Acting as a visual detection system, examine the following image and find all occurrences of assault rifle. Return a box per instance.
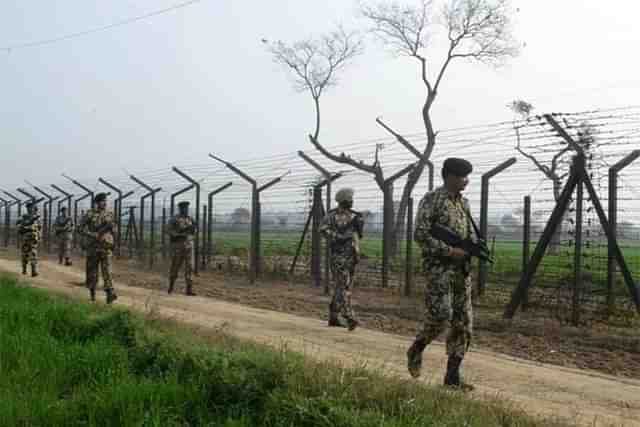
[329,208,365,263]
[55,217,72,236]
[430,223,493,263]
[17,197,45,231]
[17,215,41,233]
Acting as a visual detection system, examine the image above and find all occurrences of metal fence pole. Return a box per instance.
[478,157,517,296]
[207,182,233,268]
[607,150,640,315]
[311,186,323,287]
[522,195,531,310]
[573,176,584,326]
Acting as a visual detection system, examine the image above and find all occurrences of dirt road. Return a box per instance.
[1,258,638,427]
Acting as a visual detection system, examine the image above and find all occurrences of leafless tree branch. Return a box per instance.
[264,26,363,141]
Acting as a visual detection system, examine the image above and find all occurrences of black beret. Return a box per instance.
[442,158,473,177]
[177,201,190,208]
[94,192,108,202]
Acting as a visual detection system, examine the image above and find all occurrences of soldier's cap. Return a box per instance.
[94,192,108,203]
[442,157,473,177]
[26,201,37,209]
[335,188,354,203]
[177,201,190,208]
[60,206,67,211]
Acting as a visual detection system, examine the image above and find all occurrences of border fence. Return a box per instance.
[2,106,639,324]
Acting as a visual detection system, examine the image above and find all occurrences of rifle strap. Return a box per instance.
[464,208,483,240]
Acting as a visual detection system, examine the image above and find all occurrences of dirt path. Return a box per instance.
[2,258,639,427]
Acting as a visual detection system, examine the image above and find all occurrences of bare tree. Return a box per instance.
[263,27,364,141]
[356,0,519,252]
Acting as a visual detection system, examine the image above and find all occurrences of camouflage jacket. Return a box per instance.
[414,186,472,270]
[320,207,364,257]
[79,208,117,252]
[18,213,42,242]
[54,215,74,237]
[167,214,196,247]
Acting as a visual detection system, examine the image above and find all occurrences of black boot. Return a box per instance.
[65,258,72,266]
[185,283,196,296]
[347,318,359,332]
[59,257,63,265]
[406,339,427,378]
[444,355,474,392]
[328,313,347,328]
[168,279,175,294]
[89,288,96,302]
[31,264,39,278]
[106,289,118,304]
[22,264,27,275]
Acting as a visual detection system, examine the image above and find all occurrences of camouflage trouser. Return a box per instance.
[415,265,473,359]
[329,254,356,321]
[169,243,192,285]
[57,236,72,262]
[21,240,38,267]
[86,250,113,291]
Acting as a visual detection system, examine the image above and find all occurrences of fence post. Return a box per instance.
[130,175,161,268]
[311,186,323,288]
[572,166,584,326]
[522,195,531,310]
[0,198,7,247]
[382,164,416,288]
[607,149,640,315]
[404,197,414,296]
[161,205,167,260]
[210,153,288,284]
[202,204,207,270]
[298,151,342,293]
[207,182,233,268]
[478,157,517,296]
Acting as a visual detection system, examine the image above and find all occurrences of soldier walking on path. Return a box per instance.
[407,157,476,391]
[320,188,364,332]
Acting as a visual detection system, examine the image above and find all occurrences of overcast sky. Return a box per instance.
[2,0,640,193]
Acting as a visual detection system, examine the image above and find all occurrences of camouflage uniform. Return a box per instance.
[320,188,364,331]
[167,210,196,295]
[414,186,473,355]
[18,208,42,276]
[407,157,475,390]
[53,210,74,265]
[78,200,117,302]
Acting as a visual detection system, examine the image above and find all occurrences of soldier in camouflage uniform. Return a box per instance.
[320,188,364,331]
[53,206,74,266]
[167,201,197,295]
[407,158,475,391]
[18,201,42,277]
[78,193,118,303]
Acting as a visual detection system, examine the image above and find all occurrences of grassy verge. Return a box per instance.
[0,273,568,427]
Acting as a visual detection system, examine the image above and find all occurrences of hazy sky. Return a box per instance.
[2,0,640,193]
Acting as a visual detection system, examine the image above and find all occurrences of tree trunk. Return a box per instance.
[388,96,437,257]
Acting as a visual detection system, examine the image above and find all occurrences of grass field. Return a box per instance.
[210,230,640,287]
[0,273,568,427]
